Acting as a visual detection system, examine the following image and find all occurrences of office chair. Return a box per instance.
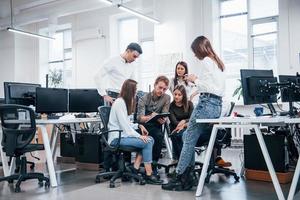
[0,104,50,192]
[95,106,145,188]
[194,102,239,183]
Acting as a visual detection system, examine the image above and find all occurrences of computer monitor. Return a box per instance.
[278,75,300,102]
[35,87,68,114]
[69,89,104,113]
[241,69,278,105]
[3,82,41,106]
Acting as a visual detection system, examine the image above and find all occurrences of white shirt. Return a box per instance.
[169,77,197,99]
[94,55,137,96]
[108,98,140,144]
[194,57,225,97]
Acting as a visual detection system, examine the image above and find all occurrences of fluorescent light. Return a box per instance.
[99,0,113,6]
[7,27,55,41]
[118,4,160,24]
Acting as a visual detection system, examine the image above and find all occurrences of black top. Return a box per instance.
[169,101,194,131]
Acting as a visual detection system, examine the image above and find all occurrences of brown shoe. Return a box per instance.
[215,157,232,167]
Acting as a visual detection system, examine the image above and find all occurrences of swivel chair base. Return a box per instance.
[95,153,145,188]
[0,156,50,192]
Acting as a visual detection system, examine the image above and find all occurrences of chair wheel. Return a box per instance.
[109,182,115,188]
[234,176,240,182]
[95,178,100,183]
[205,177,210,183]
[44,181,50,188]
[15,186,21,193]
[38,181,44,187]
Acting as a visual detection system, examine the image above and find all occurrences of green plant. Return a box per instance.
[232,79,243,100]
[49,69,63,88]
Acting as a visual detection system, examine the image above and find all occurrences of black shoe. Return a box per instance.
[145,174,163,185]
[181,166,196,190]
[161,175,183,191]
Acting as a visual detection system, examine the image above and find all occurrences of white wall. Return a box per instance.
[0,31,15,97]
[153,0,220,75]
[14,24,39,84]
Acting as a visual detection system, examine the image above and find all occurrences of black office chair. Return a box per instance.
[95,106,145,188]
[0,104,50,192]
[194,102,239,183]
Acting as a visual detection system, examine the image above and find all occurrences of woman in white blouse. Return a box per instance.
[169,61,199,103]
[162,36,225,191]
[108,79,162,185]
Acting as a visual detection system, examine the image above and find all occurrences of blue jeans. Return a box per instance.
[111,136,154,164]
[176,94,222,174]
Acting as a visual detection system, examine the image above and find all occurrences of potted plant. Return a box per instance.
[49,69,63,88]
[232,79,243,100]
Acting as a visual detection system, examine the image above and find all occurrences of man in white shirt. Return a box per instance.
[94,43,143,104]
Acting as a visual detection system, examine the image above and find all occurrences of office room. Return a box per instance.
[0,0,300,199]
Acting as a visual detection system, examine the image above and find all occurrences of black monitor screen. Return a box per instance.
[69,89,104,112]
[279,75,300,102]
[4,82,41,106]
[35,88,68,113]
[241,69,278,105]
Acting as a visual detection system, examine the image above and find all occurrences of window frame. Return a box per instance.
[219,0,279,103]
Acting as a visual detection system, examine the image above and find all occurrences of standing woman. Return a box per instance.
[162,36,225,191]
[169,61,198,102]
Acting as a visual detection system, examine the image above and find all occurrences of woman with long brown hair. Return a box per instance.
[169,61,199,102]
[162,36,225,191]
[108,79,162,185]
[169,85,194,160]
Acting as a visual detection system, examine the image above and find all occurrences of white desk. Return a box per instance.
[284,118,300,200]
[195,116,287,200]
[0,117,101,187]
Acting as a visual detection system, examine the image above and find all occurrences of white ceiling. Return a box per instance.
[0,0,139,30]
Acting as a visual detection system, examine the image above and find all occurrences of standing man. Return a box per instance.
[94,43,143,104]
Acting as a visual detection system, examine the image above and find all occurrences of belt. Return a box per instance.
[200,92,222,99]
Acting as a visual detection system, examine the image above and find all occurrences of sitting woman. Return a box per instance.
[169,85,194,160]
[108,79,162,185]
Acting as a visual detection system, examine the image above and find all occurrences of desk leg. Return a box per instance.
[287,156,300,200]
[254,126,285,200]
[52,126,59,160]
[0,145,10,176]
[163,126,173,159]
[196,125,218,197]
[40,125,58,187]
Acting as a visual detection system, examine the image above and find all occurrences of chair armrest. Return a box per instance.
[100,129,123,150]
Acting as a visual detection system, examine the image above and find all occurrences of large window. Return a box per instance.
[48,29,72,88]
[220,0,278,102]
[220,0,248,100]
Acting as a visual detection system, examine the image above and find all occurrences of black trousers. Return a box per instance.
[144,123,163,162]
[170,129,185,160]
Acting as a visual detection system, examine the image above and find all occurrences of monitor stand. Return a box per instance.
[288,101,298,118]
[267,103,277,116]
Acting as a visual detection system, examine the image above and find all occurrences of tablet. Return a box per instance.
[146,112,170,123]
